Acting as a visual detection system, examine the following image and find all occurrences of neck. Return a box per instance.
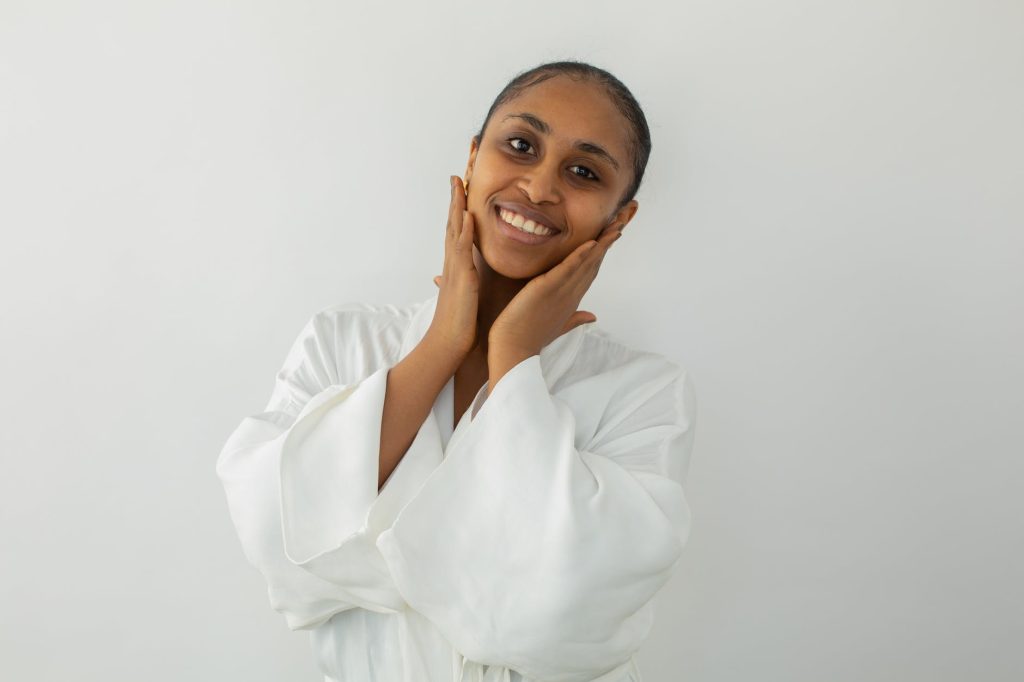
[471,247,528,355]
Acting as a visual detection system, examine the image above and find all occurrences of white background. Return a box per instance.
[1,1,1021,680]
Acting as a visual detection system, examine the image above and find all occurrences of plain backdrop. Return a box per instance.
[1,1,1021,680]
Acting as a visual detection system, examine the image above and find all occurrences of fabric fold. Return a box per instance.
[216,370,410,629]
[279,364,390,565]
[376,353,696,682]
[216,305,425,630]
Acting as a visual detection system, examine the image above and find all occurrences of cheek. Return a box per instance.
[566,210,610,242]
[472,163,512,190]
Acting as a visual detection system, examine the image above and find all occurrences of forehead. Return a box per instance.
[493,76,630,159]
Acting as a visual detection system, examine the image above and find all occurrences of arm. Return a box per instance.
[378,333,461,491]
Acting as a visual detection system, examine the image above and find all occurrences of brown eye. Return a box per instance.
[507,137,533,154]
[507,137,600,183]
[570,165,599,182]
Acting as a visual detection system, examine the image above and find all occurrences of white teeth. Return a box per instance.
[499,208,556,236]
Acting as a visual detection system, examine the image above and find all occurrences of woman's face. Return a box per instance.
[464,74,639,280]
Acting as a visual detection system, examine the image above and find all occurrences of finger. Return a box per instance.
[559,310,597,336]
[566,231,619,293]
[593,228,622,254]
[455,208,473,260]
[452,177,466,240]
[444,177,468,278]
[585,235,616,276]
[446,178,467,248]
[447,176,461,242]
[571,309,597,325]
[572,239,599,264]
[579,229,621,269]
[546,232,616,290]
[537,240,595,291]
[571,239,602,271]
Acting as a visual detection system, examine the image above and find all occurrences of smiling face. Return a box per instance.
[463,74,639,280]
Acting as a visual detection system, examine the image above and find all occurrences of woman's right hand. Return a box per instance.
[425,175,479,365]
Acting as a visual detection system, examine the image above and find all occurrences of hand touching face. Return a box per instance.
[488,225,623,369]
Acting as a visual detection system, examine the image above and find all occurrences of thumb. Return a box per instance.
[560,310,597,335]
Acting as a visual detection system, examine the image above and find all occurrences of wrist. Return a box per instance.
[488,346,535,385]
[418,330,467,375]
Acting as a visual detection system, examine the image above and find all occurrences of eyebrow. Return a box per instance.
[501,112,621,172]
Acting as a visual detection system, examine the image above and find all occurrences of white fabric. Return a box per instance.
[216,292,697,682]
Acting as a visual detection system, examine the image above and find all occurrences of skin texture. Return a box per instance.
[378,75,639,490]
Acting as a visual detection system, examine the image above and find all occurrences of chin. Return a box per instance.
[474,214,558,280]
[478,243,547,281]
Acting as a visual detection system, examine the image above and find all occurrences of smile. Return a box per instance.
[494,206,560,245]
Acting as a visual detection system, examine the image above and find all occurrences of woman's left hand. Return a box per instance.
[488,227,622,385]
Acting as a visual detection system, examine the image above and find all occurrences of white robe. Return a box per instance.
[216,292,697,682]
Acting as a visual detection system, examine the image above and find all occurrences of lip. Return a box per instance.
[493,205,560,245]
[494,201,561,234]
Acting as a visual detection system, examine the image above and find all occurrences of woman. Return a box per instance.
[216,60,698,682]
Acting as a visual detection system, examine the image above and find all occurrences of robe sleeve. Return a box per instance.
[215,307,409,631]
[375,352,697,682]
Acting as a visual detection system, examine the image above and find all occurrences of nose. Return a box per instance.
[517,159,561,204]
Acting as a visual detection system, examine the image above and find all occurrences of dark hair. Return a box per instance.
[473,60,652,214]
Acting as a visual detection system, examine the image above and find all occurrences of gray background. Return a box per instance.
[1,0,1021,680]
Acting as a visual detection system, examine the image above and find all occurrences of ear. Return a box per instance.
[607,199,639,233]
[465,136,479,186]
